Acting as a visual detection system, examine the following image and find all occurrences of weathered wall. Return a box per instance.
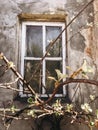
[0,0,97,130]
[93,0,98,69]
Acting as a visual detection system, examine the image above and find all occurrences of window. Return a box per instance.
[20,16,66,97]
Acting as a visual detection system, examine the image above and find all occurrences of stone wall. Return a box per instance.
[0,0,97,130]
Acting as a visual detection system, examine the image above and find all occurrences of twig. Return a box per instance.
[45,78,98,104]
[0,53,43,104]
[0,108,19,112]
[0,85,24,92]
[0,78,19,86]
[27,0,94,83]
[0,78,22,92]
[37,112,53,118]
[0,0,95,126]
[0,113,21,120]
[71,83,80,102]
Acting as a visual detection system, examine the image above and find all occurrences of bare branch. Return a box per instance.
[0,85,22,92]
[0,53,43,104]
[0,78,19,86]
[45,78,98,104]
[27,0,94,83]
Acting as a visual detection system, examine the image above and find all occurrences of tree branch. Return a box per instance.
[45,78,98,104]
[0,53,43,104]
[27,0,95,83]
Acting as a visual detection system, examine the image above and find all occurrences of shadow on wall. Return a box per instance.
[34,114,96,130]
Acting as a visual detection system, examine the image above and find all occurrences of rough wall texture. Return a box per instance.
[0,0,97,130]
[93,0,98,66]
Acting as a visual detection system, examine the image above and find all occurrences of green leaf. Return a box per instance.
[55,69,67,81]
[27,97,34,104]
[89,95,95,101]
[66,66,73,71]
[27,110,36,117]
[81,103,92,113]
[55,69,62,80]
[66,104,73,112]
[90,121,95,126]
[82,59,93,73]
[82,73,89,79]
[87,67,94,73]
[52,99,62,112]
[10,105,16,113]
[48,76,57,81]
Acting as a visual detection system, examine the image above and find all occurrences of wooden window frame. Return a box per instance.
[19,14,67,97]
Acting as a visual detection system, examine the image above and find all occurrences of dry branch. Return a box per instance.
[0,0,96,128]
[27,0,94,83]
[0,53,43,104]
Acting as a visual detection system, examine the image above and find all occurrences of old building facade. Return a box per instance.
[0,0,98,130]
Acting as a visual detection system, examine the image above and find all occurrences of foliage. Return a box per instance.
[0,53,98,130]
[0,1,96,129]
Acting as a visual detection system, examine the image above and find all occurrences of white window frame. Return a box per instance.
[20,21,66,97]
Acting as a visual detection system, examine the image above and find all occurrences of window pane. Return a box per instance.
[26,26,43,57]
[46,26,62,57]
[24,60,42,93]
[46,61,63,94]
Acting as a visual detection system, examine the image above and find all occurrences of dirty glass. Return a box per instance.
[46,60,63,94]
[24,60,42,93]
[26,26,43,57]
[46,26,62,57]
[23,23,65,95]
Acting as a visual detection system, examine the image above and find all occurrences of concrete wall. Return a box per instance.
[0,0,98,130]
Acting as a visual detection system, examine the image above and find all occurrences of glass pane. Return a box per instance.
[24,60,42,93]
[26,26,43,57]
[46,61,63,94]
[46,26,62,57]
